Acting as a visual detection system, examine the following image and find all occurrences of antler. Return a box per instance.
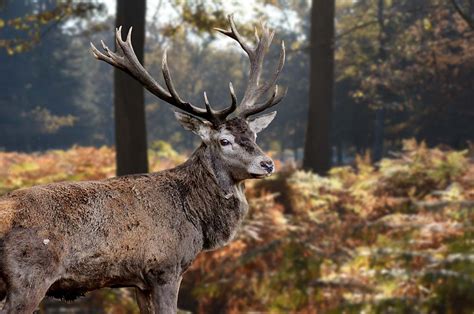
[215,14,286,118]
[90,26,236,126]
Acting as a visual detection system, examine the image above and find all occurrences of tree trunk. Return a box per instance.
[303,0,335,175]
[372,0,386,162]
[114,0,148,176]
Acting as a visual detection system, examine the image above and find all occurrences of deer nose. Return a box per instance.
[260,160,274,173]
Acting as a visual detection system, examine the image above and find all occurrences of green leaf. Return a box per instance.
[423,18,432,31]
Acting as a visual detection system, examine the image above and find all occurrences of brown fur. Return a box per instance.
[0,200,16,236]
[0,126,266,313]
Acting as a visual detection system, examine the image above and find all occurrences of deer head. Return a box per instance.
[91,14,286,181]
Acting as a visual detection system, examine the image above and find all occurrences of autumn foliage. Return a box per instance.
[0,140,473,313]
[184,140,474,313]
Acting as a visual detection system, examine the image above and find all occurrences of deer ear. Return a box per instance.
[174,111,212,141]
[248,111,277,134]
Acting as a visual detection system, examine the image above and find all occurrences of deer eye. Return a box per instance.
[220,139,231,146]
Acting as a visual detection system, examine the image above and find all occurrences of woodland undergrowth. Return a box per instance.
[0,139,472,313]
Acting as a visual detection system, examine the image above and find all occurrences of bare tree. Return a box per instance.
[303,0,335,174]
[114,0,148,175]
[372,0,387,162]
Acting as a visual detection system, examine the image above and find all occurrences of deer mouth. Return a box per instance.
[250,173,271,179]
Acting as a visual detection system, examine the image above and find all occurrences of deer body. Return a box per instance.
[0,143,249,311]
[0,15,286,313]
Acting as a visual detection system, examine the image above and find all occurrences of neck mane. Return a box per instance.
[173,143,248,250]
[189,143,239,193]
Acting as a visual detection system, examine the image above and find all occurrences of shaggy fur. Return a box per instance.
[0,116,275,314]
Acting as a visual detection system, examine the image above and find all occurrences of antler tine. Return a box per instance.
[240,85,287,118]
[254,26,260,42]
[200,88,237,125]
[215,14,253,57]
[254,40,286,100]
[215,14,286,118]
[91,26,236,125]
[227,82,238,113]
[203,92,212,113]
[161,50,187,105]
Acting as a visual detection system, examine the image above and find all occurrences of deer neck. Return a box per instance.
[196,143,238,195]
[177,143,248,250]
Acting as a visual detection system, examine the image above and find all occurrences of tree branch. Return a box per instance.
[450,0,474,29]
[336,20,378,39]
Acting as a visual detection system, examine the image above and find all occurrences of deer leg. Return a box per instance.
[1,228,61,313]
[136,288,154,314]
[0,278,6,302]
[151,276,182,314]
[1,254,57,314]
[2,279,53,314]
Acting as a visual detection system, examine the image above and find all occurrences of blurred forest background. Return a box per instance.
[0,0,473,313]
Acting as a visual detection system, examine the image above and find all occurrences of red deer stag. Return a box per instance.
[0,15,285,313]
